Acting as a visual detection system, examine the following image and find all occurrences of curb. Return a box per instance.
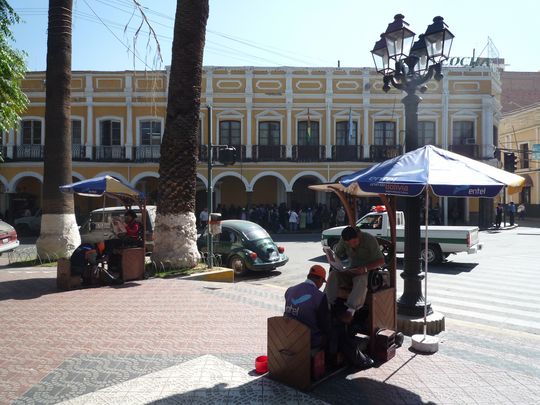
[180,267,234,283]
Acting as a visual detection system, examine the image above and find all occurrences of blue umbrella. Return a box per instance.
[340,145,525,341]
[60,175,144,203]
[340,145,525,198]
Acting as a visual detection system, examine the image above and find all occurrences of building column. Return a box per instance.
[125,76,133,160]
[7,129,14,159]
[245,69,253,159]
[482,96,494,159]
[285,69,293,158]
[363,69,371,159]
[442,74,450,225]
[325,70,333,159]
[85,75,94,159]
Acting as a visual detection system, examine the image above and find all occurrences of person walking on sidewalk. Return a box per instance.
[288,209,299,232]
[518,203,526,220]
[495,203,503,229]
[284,265,331,348]
[508,202,516,226]
[325,226,385,324]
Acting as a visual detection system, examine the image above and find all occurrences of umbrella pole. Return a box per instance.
[411,187,439,353]
[423,188,429,338]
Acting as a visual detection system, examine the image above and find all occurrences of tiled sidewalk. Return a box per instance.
[1,268,539,404]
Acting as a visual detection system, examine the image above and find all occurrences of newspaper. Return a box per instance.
[323,246,351,271]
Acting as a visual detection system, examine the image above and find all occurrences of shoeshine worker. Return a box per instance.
[284,265,331,348]
[325,226,385,324]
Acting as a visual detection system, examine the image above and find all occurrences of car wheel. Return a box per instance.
[421,244,443,265]
[229,255,248,276]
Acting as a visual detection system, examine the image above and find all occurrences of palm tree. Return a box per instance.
[36,0,80,258]
[151,0,209,267]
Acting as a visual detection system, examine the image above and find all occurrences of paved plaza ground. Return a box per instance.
[1,262,539,405]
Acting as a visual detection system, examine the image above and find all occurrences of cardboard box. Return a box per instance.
[57,258,81,290]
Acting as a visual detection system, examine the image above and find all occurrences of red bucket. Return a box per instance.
[255,355,268,374]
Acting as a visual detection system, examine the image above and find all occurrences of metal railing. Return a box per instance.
[252,145,287,161]
[370,145,403,162]
[134,145,161,162]
[332,145,364,161]
[449,144,479,159]
[72,145,86,160]
[292,145,326,162]
[94,146,126,161]
[13,145,44,161]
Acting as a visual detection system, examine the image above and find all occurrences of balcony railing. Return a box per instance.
[135,145,160,162]
[214,144,247,163]
[14,145,44,161]
[292,145,326,162]
[332,145,364,161]
[252,145,287,161]
[449,144,479,159]
[72,145,86,161]
[94,146,126,161]
[370,145,403,162]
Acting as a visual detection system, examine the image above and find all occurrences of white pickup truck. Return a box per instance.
[321,211,482,264]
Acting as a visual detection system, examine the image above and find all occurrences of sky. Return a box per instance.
[9,0,540,72]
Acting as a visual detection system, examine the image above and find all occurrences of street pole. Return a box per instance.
[207,105,213,268]
[371,15,454,318]
[399,91,432,316]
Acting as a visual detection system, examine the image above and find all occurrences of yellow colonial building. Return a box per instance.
[498,104,540,216]
[0,64,503,225]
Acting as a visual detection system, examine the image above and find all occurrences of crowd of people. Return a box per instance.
[197,202,375,233]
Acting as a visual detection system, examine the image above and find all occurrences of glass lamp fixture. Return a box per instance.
[384,14,415,63]
[424,16,454,64]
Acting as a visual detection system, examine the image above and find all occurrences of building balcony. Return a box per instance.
[215,145,251,162]
[449,144,479,159]
[292,145,326,162]
[134,145,160,162]
[94,146,126,161]
[13,145,44,161]
[332,145,364,161]
[72,145,86,161]
[252,145,287,161]
[370,145,403,162]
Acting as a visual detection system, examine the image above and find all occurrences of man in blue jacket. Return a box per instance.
[284,265,331,348]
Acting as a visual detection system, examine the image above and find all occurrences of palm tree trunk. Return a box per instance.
[36,0,80,258]
[151,0,209,267]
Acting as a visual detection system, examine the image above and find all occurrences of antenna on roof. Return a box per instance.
[337,60,341,68]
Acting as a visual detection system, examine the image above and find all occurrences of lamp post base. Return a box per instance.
[397,311,445,336]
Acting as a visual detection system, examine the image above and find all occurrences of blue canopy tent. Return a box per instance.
[60,175,147,253]
[60,175,145,204]
[339,145,525,341]
[340,145,525,198]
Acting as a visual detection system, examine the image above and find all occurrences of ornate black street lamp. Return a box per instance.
[371,15,454,316]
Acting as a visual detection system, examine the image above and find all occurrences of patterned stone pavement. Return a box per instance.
[1,267,539,404]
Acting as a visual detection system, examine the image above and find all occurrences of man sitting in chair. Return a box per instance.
[284,265,331,348]
[325,226,385,324]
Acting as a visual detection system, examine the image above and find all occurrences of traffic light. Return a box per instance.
[503,152,517,173]
[218,146,236,165]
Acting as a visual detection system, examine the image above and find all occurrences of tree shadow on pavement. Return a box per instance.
[0,277,58,301]
[146,374,438,404]
[0,278,142,301]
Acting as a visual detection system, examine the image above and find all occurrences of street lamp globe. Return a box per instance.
[383,14,415,63]
[371,34,393,76]
[409,35,429,75]
[424,16,454,64]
